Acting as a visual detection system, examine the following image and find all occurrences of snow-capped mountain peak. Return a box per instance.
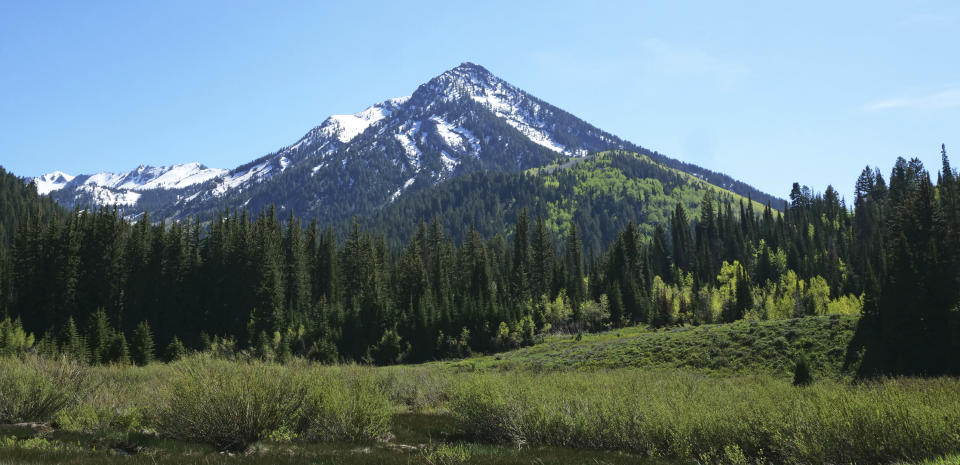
[30,62,777,223]
[33,171,75,195]
[35,163,227,193]
[415,62,581,155]
[32,62,634,217]
[31,163,229,210]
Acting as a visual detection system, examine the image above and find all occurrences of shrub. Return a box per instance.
[0,355,89,423]
[377,366,451,412]
[298,366,392,442]
[55,380,143,438]
[152,356,306,452]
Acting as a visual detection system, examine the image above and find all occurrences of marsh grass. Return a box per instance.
[450,370,960,464]
[0,319,958,464]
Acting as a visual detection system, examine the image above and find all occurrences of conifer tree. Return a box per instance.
[564,222,585,311]
[511,209,531,303]
[59,316,87,362]
[130,320,155,366]
[164,336,187,362]
[530,216,554,300]
[106,332,130,365]
[86,307,113,364]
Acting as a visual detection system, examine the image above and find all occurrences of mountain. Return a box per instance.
[36,163,227,213]
[32,63,783,223]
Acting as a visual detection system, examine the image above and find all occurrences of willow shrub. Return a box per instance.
[298,365,392,442]
[450,370,960,464]
[0,355,89,423]
[152,356,306,452]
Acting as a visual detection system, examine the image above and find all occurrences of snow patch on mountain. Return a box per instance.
[33,171,75,195]
[390,177,416,202]
[320,96,410,144]
[394,121,423,171]
[440,150,459,172]
[430,116,466,150]
[212,160,273,196]
[34,163,226,196]
[75,185,141,206]
[113,163,227,190]
[433,63,570,154]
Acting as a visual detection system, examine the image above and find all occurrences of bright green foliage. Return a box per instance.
[445,315,860,379]
[0,317,34,356]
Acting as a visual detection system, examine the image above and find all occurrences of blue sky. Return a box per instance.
[1,1,958,201]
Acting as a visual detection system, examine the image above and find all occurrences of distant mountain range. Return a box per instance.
[30,62,783,223]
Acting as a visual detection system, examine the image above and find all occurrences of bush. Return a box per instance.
[55,392,143,438]
[0,355,89,423]
[377,366,451,412]
[298,365,392,442]
[152,356,306,452]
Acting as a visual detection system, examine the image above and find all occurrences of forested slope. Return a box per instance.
[360,151,773,251]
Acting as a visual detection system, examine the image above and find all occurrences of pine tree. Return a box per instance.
[106,332,130,365]
[671,203,694,272]
[511,209,531,303]
[59,316,87,362]
[130,320,155,366]
[530,216,554,300]
[164,336,187,362]
[564,222,585,311]
[86,307,113,364]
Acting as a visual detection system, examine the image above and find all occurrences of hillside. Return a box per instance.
[361,150,774,250]
[442,315,860,379]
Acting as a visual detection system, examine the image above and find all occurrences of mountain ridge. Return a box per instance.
[32,62,785,222]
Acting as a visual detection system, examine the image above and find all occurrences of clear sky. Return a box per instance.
[1,1,958,201]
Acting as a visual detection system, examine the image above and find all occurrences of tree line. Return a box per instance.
[0,149,957,374]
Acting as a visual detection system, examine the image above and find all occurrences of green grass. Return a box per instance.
[0,316,957,464]
[449,370,960,464]
[440,315,860,379]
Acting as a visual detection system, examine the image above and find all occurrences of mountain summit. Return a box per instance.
[33,63,780,222]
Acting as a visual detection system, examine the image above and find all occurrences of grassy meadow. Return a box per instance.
[1,316,958,465]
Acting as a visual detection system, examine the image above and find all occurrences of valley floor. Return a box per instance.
[1,315,958,465]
